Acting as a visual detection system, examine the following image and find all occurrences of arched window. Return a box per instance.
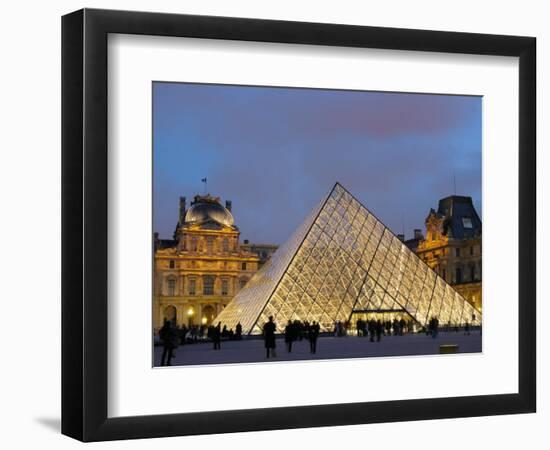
[203,276,215,295]
[163,305,177,326]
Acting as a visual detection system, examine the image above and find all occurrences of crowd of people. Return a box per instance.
[157,315,478,365]
[262,317,322,358]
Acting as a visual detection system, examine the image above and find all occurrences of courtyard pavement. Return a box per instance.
[154,331,482,367]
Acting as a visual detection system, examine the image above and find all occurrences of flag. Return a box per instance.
[201,177,207,183]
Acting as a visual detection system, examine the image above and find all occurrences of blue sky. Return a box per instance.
[153,82,481,244]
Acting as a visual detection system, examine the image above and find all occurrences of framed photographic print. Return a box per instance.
[61,8,536,442]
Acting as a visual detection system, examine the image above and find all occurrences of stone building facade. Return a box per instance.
[153,194,271,330]
[413,195,482,313]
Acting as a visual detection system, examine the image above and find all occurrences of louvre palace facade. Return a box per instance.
[153,194,276,330]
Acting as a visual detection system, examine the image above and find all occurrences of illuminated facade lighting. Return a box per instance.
[214,183,481,334]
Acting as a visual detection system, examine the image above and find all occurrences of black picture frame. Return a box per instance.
[62,8,536,442]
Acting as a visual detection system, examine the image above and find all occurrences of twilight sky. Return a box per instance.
[153,82,481,245]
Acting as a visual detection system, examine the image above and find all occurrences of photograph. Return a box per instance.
[152,82,483,367]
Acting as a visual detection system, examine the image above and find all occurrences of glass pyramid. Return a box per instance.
[215,183,482,334]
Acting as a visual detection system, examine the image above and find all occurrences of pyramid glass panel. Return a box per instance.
[214,183,482,334]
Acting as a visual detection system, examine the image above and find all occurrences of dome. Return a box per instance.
[185,195,234,227]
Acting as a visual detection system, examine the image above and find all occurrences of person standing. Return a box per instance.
[284,320,294,353]
[159,320,178,366]
[263,316,277,358]
[432,317,439,339]
[308,321,320,354]
[236,322,242,340]
[376,319,383,343]
[368,319,376,342]
[212,322,221,350]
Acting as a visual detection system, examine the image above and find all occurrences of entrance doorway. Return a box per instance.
[202,305,215,326]
[350,309,417,334]
[163,305,177,326]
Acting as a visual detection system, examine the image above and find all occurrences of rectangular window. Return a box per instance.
[169,260,175,269]
[221,279,229,296]
[241,262,247,270]
[189,279,196,296]
[203,276,215,295]
[222,238,229,253]
[167,279,176,296]
[206,236,214,253]
[462,217,473,229]
[455,248,460,257]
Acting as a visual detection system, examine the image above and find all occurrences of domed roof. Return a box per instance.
[185,195,234,227]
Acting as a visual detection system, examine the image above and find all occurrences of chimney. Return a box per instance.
[179,196,186,223]
[414,229,423,240]
[225,200,232,211]
[397,234,405,242]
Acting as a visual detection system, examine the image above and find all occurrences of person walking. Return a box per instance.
[263,316,277,358]
[159,320,178,366]
[308,321,320,354]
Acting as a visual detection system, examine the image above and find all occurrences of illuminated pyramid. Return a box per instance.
[215,183,481,334]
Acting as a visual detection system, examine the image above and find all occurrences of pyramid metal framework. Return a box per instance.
[215,183,481,334]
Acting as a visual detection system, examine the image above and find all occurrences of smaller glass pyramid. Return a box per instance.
[215,183,481,334]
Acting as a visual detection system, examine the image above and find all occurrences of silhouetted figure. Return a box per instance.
[356,318,365,337]
[285,320,295,353]
[368,319,376,342]
[309,321,320,354]
[179,324,188,345]
[212,322,221,350]
[236,322,242,340]
[464,321,471,335]
[263,316,277,358]
[376,320,383,342]
[159,320,178,366]
[431,317,439,339]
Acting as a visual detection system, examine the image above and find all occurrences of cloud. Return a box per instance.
[153,83,481,244]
